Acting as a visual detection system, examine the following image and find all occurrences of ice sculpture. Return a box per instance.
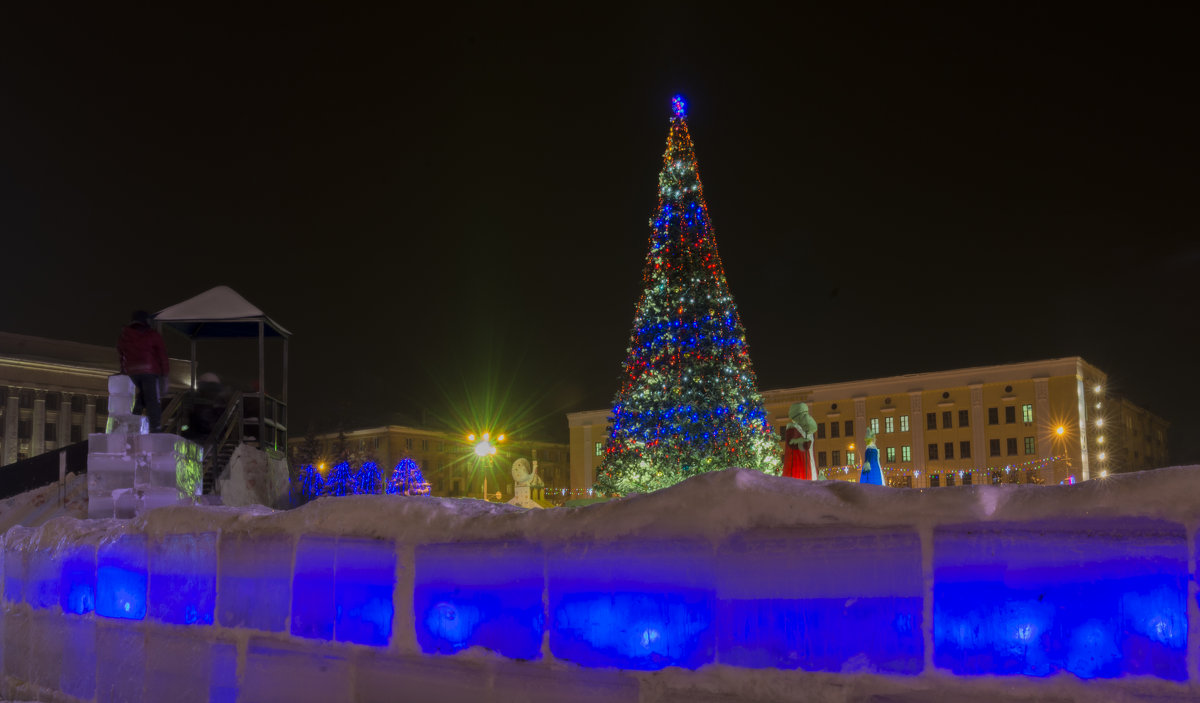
[87,375,203,519]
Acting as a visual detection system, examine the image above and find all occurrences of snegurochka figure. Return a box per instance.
[860,428,884,485]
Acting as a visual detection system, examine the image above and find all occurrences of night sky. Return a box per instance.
[2,5,1196,461]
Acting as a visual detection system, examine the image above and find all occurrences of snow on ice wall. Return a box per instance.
[3,467,1200,703]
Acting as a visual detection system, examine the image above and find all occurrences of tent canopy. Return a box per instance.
[155,286,290,339]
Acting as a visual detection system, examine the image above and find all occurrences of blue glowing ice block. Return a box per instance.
[96,534,148,620]
[292,536,396,646]
[414,541,544,659]
[59,543,97,615]
[933,517,1187,680]
[217,533,293,632]
[334,538,396,646]
[150,532,217,625]
[716,527,924,673]
[291,535,338,641]
[548,539,716,670]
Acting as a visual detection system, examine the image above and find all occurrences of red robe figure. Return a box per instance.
[783,402,817,480]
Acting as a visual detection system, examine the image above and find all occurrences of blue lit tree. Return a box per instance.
[297,464,324,502]
[323,461,353,497]
[597,96,780,495]
[353,460,384,495]
[387,457,430,496]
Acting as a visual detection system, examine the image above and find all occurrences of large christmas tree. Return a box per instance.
[596,96,780,495]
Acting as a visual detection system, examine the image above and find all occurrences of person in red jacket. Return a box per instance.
[117,310,169,432]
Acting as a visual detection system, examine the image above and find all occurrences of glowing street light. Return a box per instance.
[469,432,504,458]
[1056,426,1065,436]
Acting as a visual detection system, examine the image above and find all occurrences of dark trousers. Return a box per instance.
[130,373,163,432]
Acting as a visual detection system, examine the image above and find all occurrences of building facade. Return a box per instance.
[287,425,570,500]
[568,357,1169,492]
[0,332,192,467]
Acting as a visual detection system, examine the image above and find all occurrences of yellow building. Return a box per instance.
[568,357,1168,491]
[287,425,570,500]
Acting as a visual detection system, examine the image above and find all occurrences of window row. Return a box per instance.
[929,437,1036,460]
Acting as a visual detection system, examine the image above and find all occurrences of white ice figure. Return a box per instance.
[507,458,542,509]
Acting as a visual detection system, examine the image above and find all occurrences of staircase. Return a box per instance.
[202,441,238,494]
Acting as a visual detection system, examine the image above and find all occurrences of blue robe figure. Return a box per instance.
[860,430,884,485]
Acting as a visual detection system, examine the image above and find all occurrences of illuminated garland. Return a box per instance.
[293,459,430,499]
[386,457,431,496]
[596,95,780,496]
[822,455,1067,478]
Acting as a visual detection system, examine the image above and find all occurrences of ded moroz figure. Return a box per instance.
[783,402,817,480]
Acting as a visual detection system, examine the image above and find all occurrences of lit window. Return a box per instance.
[885,417,894,433]
[1022,404,1033,423]
[900,415,910,432]
[846,451,855,465]
[886,447,896,462]
[869,418,879,435]
[594,442,602,456]
[1024,436,1035,454]
[901,445,911,462]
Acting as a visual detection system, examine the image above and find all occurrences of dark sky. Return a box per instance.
[2,5,1196,461]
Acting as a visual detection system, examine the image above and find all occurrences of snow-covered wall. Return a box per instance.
[4,467,1200,703]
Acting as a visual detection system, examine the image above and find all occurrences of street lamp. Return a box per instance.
[467,432,506,499]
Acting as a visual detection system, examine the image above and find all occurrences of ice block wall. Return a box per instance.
[4,467,1200,703]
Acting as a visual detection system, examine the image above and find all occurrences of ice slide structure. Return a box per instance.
[3,466,1200,702]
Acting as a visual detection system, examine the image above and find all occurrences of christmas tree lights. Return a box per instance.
[387,457,431,496]
[596,96,780,495]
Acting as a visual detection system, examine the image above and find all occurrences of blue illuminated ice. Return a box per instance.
[415,541,544,659]
[150,532,217,625]
[97,533,148,620]
[933,517,1187,680]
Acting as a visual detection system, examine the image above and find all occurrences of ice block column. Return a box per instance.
[933,517,1188,680]
[717,527,924,673]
